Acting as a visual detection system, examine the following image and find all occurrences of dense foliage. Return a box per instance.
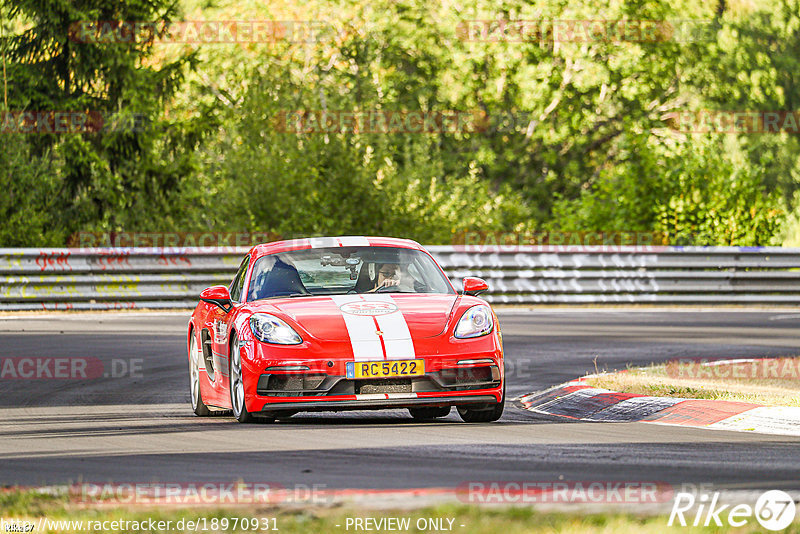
[1,0,798,245]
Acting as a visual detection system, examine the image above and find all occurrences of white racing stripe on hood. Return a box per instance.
[331,295,384,361]
[369,294,415,360]
[331,294,416,361]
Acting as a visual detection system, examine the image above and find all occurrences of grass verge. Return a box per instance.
[585,357,800,407]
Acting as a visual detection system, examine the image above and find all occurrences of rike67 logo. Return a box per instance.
[669,488,797,530]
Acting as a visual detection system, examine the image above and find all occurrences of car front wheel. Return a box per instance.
[229,332,262,423]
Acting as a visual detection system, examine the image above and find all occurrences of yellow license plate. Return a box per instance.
[348,360,425,379]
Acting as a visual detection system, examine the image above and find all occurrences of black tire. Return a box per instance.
[408,406,451,420]
[229,332,257,423]
[189,331,211,417]
[457,386,505,423]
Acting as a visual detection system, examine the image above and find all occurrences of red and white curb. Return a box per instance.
[517,378,800,437]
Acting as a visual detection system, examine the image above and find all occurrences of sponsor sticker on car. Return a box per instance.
[339,301,398,316]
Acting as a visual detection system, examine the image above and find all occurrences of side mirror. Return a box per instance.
[462,277,489,296]
[200,285,233,313]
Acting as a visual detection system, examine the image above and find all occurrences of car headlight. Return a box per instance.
[250,313,302,345]
[454,305,494,339]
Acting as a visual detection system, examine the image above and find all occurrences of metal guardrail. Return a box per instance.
[0,246,798,310]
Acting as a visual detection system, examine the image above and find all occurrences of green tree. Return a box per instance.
[2,0,203,240]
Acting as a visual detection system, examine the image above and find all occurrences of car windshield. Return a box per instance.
[246,246,454,301]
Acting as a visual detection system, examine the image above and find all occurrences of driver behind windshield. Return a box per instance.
[365,263,402,293]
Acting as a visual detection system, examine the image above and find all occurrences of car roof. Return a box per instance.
[249,236,425,259]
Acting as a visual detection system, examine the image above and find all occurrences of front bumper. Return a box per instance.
[239,330,504,414]
[256,363,501,395]
[254,365,502,413]
[256,394,499,414]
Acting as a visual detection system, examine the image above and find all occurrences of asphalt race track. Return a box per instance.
[1,309,800,492]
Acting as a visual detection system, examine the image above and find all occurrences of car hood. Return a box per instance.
[266,294,459,341]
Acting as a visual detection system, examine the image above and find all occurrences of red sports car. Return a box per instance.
[187,236,504,423]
